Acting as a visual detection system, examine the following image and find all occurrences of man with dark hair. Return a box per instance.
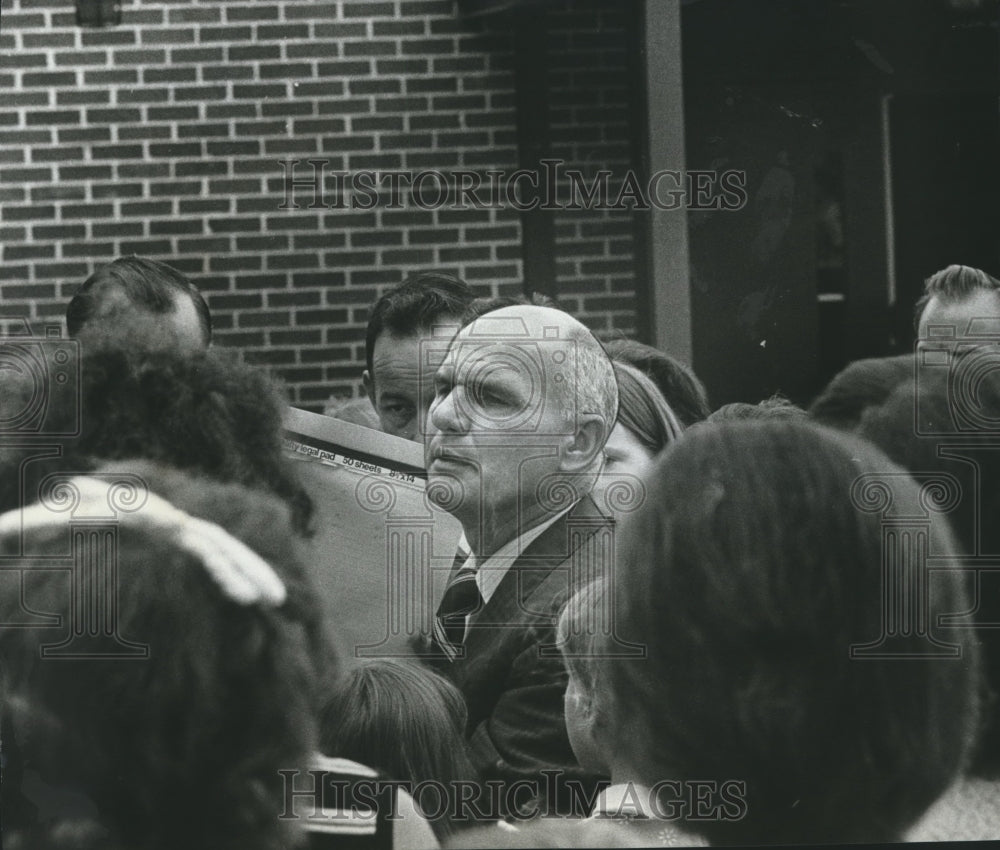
[362,271,474,441]
[65,255,212,352]
[915,264,1000,344]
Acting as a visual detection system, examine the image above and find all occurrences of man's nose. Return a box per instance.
[430,389,465,433]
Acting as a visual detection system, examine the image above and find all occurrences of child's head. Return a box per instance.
[0,466,332,850]
[556,579,611,776]
[318,659,476,836]
[593,419,981,845]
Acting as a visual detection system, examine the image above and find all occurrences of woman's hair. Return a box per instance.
[0,466,335,850]
[0,343,314,535]
[318,659,477,840]
[603,338,710,427]
[612,360,682,454]
[597,420,980,845]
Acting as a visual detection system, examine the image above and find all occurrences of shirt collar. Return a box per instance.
[463,503,575,604]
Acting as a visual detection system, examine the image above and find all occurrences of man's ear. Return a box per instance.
[562,414,607,473]
[362,369,376,409]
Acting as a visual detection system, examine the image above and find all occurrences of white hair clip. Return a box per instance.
[0,476,286,607]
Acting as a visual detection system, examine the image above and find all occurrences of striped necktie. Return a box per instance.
[432,566,482,661]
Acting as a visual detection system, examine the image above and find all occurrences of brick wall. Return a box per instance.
[0,0,638,409]
[547,0,637,338]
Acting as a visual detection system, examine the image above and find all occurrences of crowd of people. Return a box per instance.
[0,257,998,848]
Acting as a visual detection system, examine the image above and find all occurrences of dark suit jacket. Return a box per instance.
[427,495,613,818]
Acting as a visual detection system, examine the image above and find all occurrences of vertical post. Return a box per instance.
[513,5,556,297]
[637,0,691,361]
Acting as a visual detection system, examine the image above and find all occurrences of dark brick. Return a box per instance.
[202,65,254,81]
[268,291,321,308]
[116,125,171,141]
[176,160,230,177]
[61,203,114,220]
[209,256,263,273]
[118,240,173,255]
[199,26,253,42]
[344,41,398,58]
[271,329,323,345]
[239,311,291,328]
[260,63,313,80]
[22,71,77,87]
[85,69,139,85]
[257,24,310,40]
[59,165,113,180]
[56,89,111,106]
[317,61,372,77]
[113,49,166,65]
[4,245,55,261]
[232,83,287,99]
[91,222,143,237]
[178,237,232,253]
[149,219,202,236]
[178,198,230,215]
[26,110,81,126]
[87,108,142,123]
[140,28,197,45]
[81,29,136,46]
[30,185,84,201]
[144,66,197,83]
[54,51,108,66]
[298,309,350,325]
[208,218,261,234]
[91,183,143,199]
[147,106,200,121]
[226,5,280,21]
[168,6,223,24]
[174,86,228,102]
[401,39,455,56]
[149,142,203,158]
[118,200,172,216]
[342,2,395,17]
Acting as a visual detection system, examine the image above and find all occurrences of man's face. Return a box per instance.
[366,328,457,442]
[424,320,576,531]
[918,290,1000,349]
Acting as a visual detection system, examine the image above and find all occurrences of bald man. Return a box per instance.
[421,303,619,819]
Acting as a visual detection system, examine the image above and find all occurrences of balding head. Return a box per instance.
[426,303,617,554]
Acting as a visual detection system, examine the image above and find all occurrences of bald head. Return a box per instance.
[458,305,618,439]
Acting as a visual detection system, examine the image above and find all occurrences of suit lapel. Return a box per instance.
[467,495,612,632]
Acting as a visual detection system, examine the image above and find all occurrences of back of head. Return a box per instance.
[856,366,1000,778]
[66,256,212,351]
[319,659,472,786]
[809,354,914,432]
[707,394,807,423]
[0,345,314,535]
[318,659,475,839]
[364,271,473,375]
[0,467,329,850]
[612,360,682,454]
[604,338,710,428]
[915,264,1000,329]
[599,420,979,844]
